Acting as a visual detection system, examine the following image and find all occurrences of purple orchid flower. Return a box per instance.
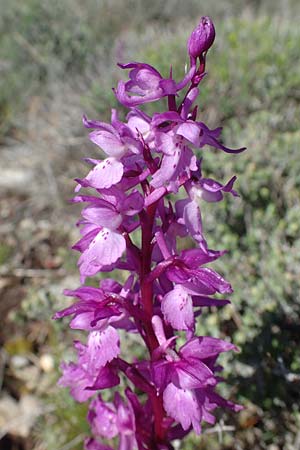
[86,387,157,449]
[114,62,196,107]
[151,316,241,434]
[149,111,244,189]
[72,189,144,281]
[87,391,140,450]
[53,279,136,331]
[55,15,244,449]
[77,111,143,191]
[58,329,120,402]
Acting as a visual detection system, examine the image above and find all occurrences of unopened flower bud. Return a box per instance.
[188,16,215,59]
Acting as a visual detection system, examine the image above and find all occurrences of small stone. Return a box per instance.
[39,354,54,372]
[0,394,41,438]
[10,355,29,369]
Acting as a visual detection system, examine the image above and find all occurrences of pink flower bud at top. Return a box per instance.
[188,16,215,59]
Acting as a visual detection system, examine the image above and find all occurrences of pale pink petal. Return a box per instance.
[161,285,194,331]
[87,326,120,372]
[58,362,94,403]
[155,131,177,155]
[85,158,124,189]
[78,228,126,278]
[70,312,97,330]
[73,228,99,252]
[182,200,207,249]
[89,398,118,438]
[175,360,215,389]
[163,383,201,434]
[82,205,122,229]
[89,130,126,157]
[127,114,150,136]
[122,192,144,216]
[152,145,196,188]
[177,121,201,145]
[195,268,233,294]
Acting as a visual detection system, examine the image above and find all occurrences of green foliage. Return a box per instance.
[0,243,12,265]
[35,389,89,450]
[0,0,93,134]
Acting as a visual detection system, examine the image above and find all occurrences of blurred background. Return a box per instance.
[0,0,300,449]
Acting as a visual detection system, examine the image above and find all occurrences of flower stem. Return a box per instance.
[140,201,168,442]
[140,203,158,353]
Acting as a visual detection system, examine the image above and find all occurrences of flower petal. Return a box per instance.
[78,228,126,278]
[161,285,194,331]
[85,158,124,189]
[180,336,236,361]
[82,204,122,229]
[88,397,118,438]
[87,326,120,372]
[89,130,126,158]
[58,362,94,402]
[163,383,201,434]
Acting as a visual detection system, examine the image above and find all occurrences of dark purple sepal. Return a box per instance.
[86,364,120,390]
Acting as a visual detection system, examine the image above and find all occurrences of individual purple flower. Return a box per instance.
[150,112,244,189]
[151,316,241,434]
[72,189,143,281]
[151,243,232,296]
[115,62,175,107]
[53,279,135,332]
[127,107,152,132]
[88,396,119,439]
[115,62,196,107]
[85,111,141,158]
[163,383,242,435]
[77,111,143,191]
[169,118,246,155]
[189,175,238,202]
[87,392,138,450]
[149,112,198,189]
[166,262,232,296]
[58,327,120,402]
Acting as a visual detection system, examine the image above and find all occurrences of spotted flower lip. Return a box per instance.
[55,14,244,449]
[160,283,229,332]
